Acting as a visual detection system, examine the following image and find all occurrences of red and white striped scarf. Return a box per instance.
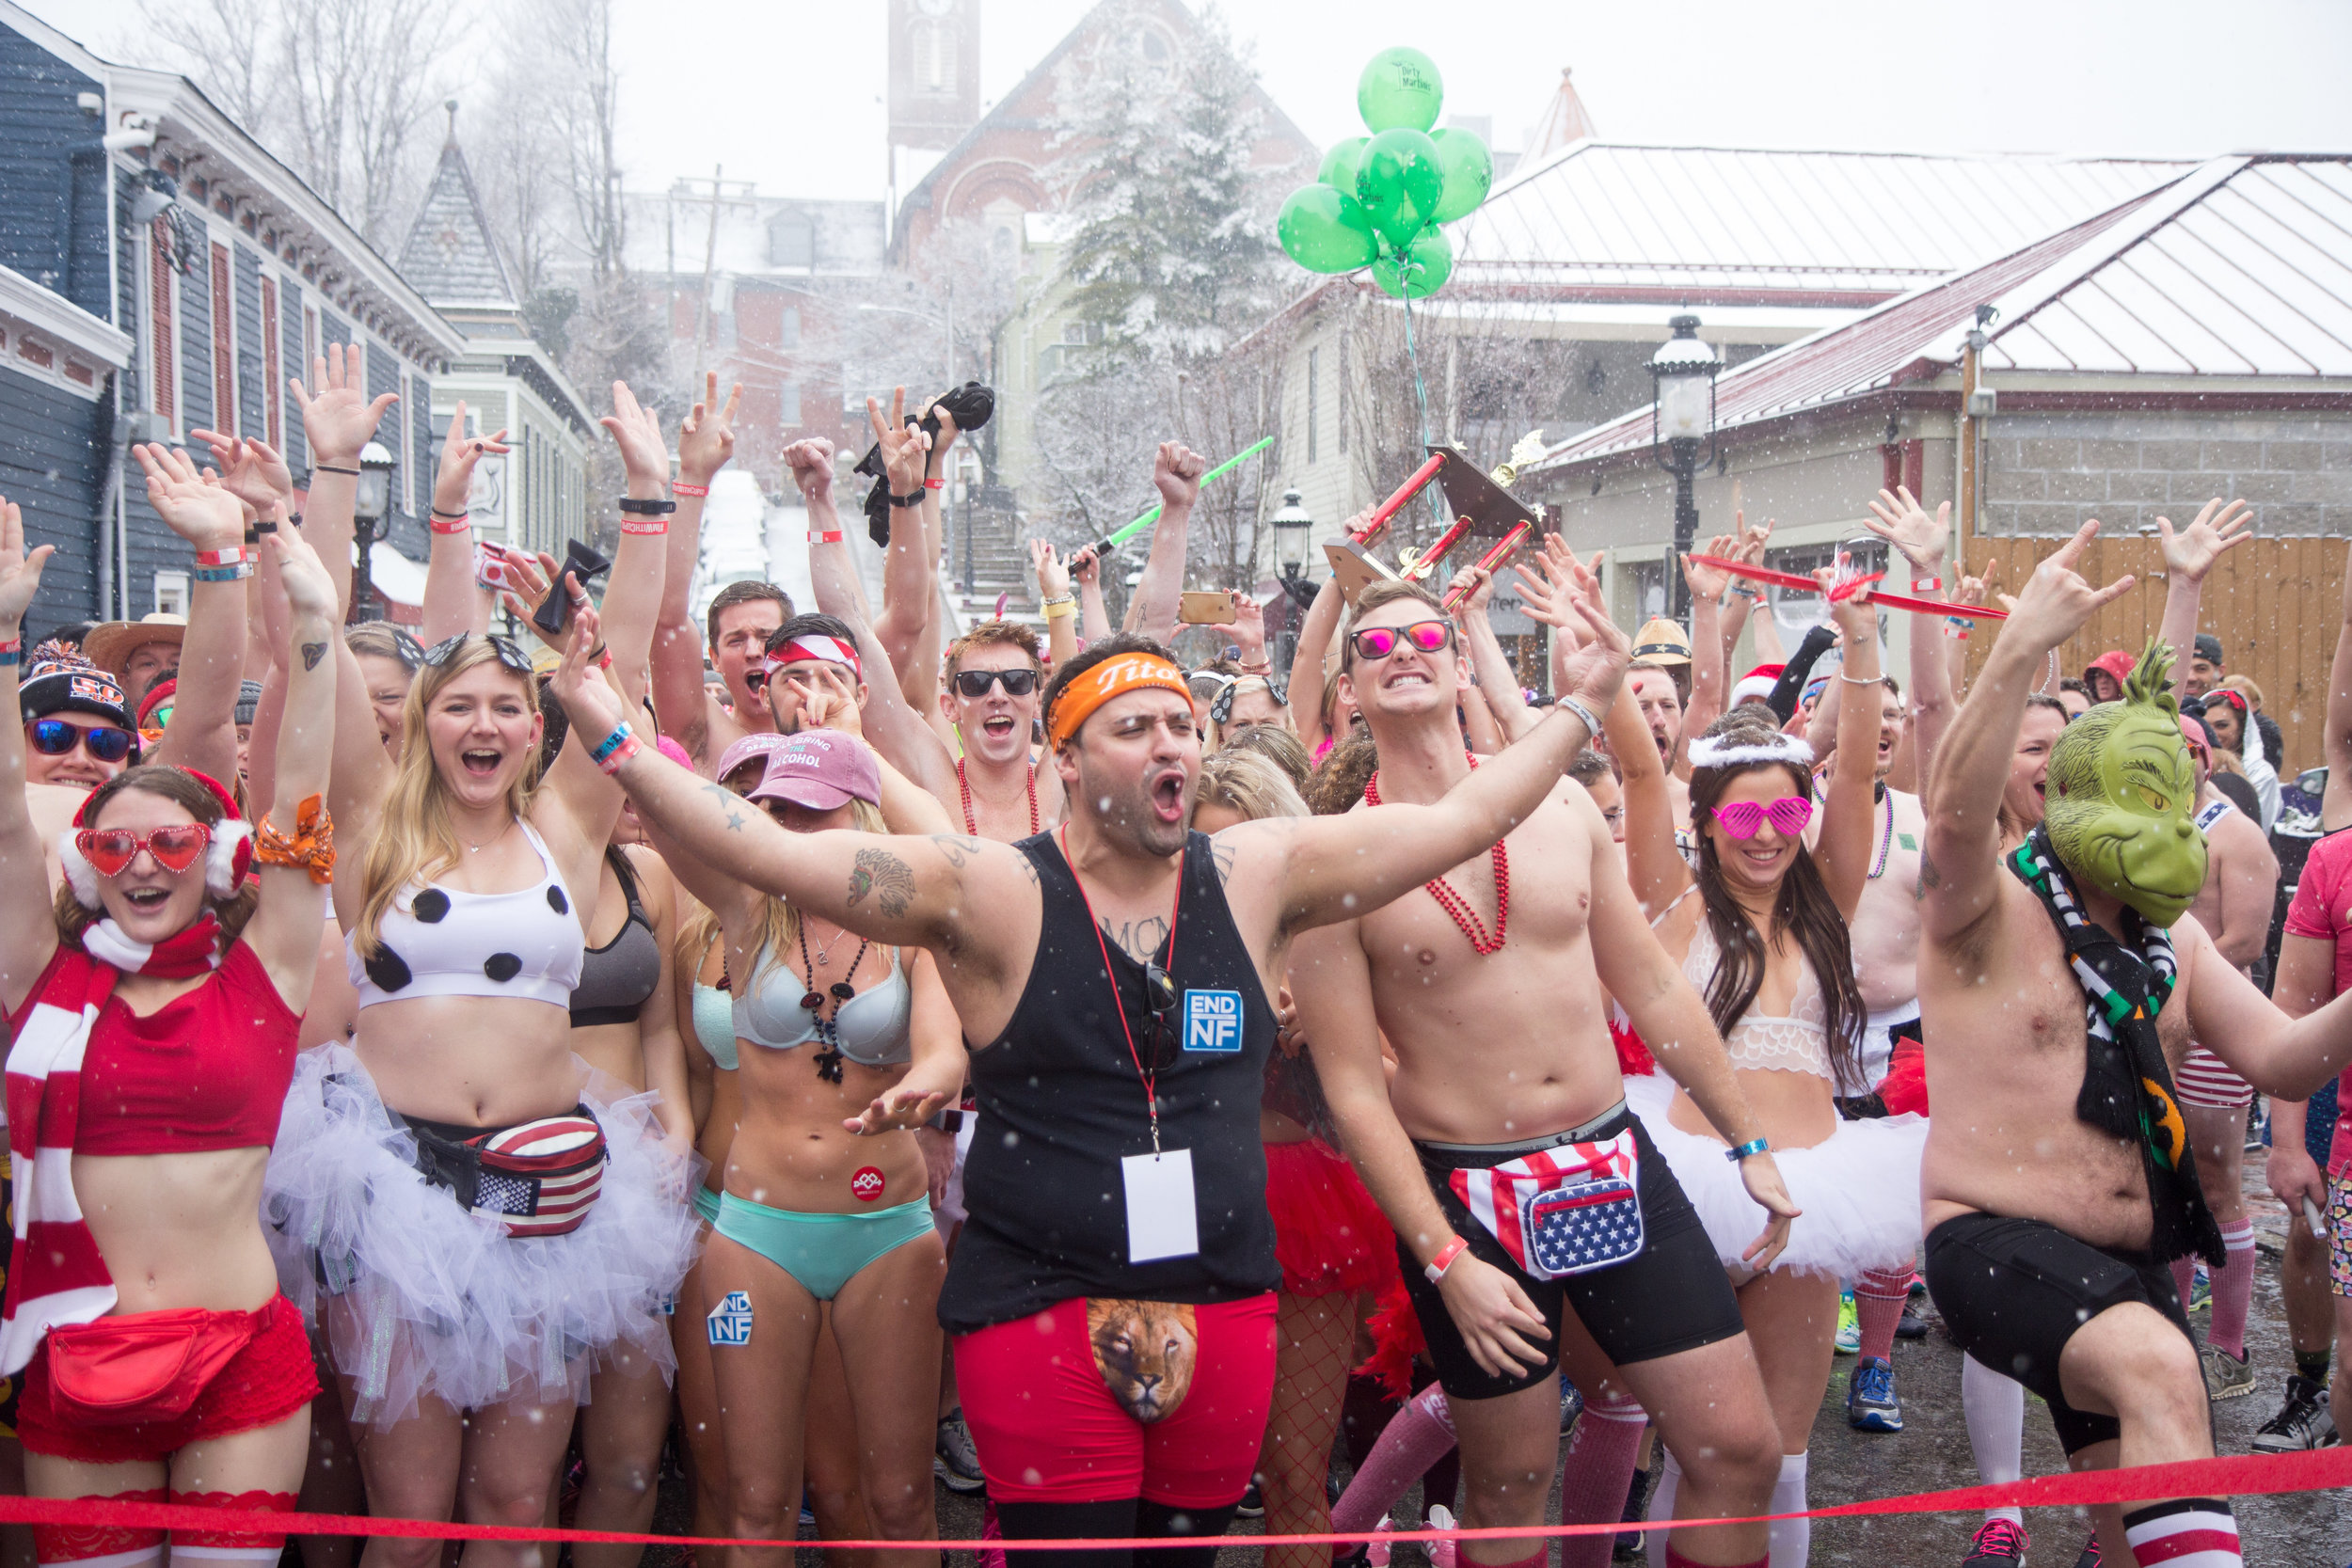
[1445,1129,1638,1275]
[0,914,222,1374]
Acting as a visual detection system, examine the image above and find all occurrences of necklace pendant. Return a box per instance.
[830,981,856,1001]
[801,991,825,1012]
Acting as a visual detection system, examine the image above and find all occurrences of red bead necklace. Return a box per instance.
[960,756,1039,838]
[1362,755,1509,955]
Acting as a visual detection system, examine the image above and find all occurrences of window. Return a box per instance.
[209,243,234,437]
[1307,347,1320,466]
[912,21,957,93]
[769,214,815,269]
[1624,559,1667,626]
[261,277,280,447]
[779,306,802,350]
[148,221,176,427]
[153,570,190,617]
[780,380,802,426]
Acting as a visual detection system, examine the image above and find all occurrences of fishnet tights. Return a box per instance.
[1257,1290,1371,1568]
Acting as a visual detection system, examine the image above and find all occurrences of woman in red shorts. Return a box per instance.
[0,491,343,1568]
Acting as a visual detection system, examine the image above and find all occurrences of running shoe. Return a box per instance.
[1364,1515,1393,1568]
[934,1410,987,1494]
[1560,1377,1585,1434]
[2071,1535,2101,1567]
[1613,1460,1656,1561]
[1847,1355,1903,1433]
[1896,1296,1931,1339]
[1426,1504,1458,1568]
[2201,1344,2256,1402]
[2251,1374,2337,1450]
[1961,1517,2028,1566]
[1835,1290,1861,1354]
[1234,1480,1265,1519]
[2187,1264,2211,1313]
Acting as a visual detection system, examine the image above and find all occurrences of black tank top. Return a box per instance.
[938,830,1280,1333]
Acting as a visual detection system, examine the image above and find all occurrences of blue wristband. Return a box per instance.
[588,721,633,765]
[1726,1137,1769,1163]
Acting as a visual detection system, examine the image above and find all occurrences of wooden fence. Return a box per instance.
[1960,534,2346,777]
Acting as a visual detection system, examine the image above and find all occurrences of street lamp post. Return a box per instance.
[1268,488,1315,678]
[1649,315,1720,622]
[348,440,394,624]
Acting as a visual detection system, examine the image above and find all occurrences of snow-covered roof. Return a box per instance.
[1525,154,2352,473]
[1454,142,2199,304]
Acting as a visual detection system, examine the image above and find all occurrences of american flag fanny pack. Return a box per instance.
[1445,1128,1643,1281]
[405,1108,609,1239]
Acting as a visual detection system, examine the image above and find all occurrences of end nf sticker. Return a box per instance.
[707,1290,753,1346]
[1183,990,1244,1053]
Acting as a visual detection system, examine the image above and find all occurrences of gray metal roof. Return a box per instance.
[397,139,516,309]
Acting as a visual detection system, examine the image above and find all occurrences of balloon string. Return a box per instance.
[1399,275,1441,536]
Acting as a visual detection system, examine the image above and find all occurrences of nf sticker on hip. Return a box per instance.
[707,1290,753,1346]
[1183,990,1244,1053]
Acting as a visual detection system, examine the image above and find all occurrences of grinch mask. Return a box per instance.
[2043,638,2207,927]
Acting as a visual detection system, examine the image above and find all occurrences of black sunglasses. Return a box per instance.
[1133,959,1182,1071]
[28,718,136,763]
[421,633,532,673]
[952,668,1040,699]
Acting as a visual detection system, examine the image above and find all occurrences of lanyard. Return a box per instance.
[1060,824,1184,1153]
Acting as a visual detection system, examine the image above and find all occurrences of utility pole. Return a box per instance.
[667,167,757,392]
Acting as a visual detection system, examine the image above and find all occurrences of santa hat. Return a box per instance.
[58,768,254,911]
[1729,662,1785,705]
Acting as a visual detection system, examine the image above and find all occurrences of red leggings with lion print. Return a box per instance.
[953,1293,1276,1506]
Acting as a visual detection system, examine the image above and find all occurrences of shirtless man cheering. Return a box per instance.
[1295,561,1797,1568]
[1918,523,2352,1568]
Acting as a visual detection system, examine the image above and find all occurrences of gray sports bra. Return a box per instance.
[731,943,913,1069]
[569,848,660,1028]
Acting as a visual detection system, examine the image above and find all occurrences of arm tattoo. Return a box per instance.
[929,834,983,868]
[849,847,917,919]
[723,809,747,832]
[299,641,326,672]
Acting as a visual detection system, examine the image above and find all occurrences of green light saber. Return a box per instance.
[1086,436,1274,557]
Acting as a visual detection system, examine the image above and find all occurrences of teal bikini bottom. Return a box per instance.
[693,1185,723,1226]
[712,1191,935,1302]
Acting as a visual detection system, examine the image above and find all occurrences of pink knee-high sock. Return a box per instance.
[1853,1265,1912,1364]
[1556,1392,1645,1568]
[2210,1219,2257,1358]
[1330,1383,1458,1538]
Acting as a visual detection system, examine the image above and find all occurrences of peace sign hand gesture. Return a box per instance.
[868,387,930,495]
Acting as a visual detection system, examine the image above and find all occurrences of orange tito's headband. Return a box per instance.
[1046,654,1191,748]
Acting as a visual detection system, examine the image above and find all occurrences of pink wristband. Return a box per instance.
[809,531,843,545]
[621,518,669,535]
[1423,1236,1470,1284]
[595,732,642,776]
[193,544,249,567]
[430,516,472,535]
[671,482,709,498]
[924,477,945,490]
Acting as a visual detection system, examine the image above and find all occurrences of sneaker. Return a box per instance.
[1835,1290,1861,1354]
[1896,1296,1931,1339]
[2201,1344,2257,1402]
[2252,1374,2337,1450]
[1425,1505,1458,1568]
[1559,1377,1585,1435]
[1847,1355,1903,1433]
[934,1410,986,1495]
[2071,1534,2101,1567]
[1961,1517,2029,1566]
[1233,1480,1265,1519]
[1613,1461,1655,1561]
[1365,1516,1393,1568]
[2187,1264,2211,1313]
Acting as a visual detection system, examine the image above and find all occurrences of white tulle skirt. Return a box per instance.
[262,1044,703,1427]
[1625,1071,1928,1280]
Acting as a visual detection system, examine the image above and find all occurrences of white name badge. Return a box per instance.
[1121,1148,1200,1263]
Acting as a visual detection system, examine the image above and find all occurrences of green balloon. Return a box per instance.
[1358,46,1443,134]
[1356,127,1446,246]
[1372,226,1454,300]
[1318,136,1370,195]
[1278,184,1378,275]
[1428,127,1493,224]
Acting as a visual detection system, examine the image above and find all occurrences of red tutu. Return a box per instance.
[1878,1034,1928,1118]
[1612,1017,1657,1077]
[1265,1137,1401,1298]
[1356,1280,1428,1401]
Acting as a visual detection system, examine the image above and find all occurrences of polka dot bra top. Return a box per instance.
[348,819,586,1010]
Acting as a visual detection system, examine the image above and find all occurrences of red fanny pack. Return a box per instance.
[43,1308,260,1424]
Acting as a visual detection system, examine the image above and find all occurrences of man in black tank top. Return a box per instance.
[559,552,1637,1568]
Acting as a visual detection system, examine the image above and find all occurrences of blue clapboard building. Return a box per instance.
[0,2,465,632]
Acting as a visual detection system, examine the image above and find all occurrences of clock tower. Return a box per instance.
[888,0,981,228]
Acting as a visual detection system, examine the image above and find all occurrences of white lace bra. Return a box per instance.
[1678,912,1833,1080]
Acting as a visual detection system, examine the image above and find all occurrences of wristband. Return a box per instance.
[431,515,473,535]
[670,482,709,498]
[926,1108,964,1133]
[1239,659,1271,674]
[244,525,260,545]
[924,477,945,490]
[621,518,670,535]
[1838,671,1882,686]
[194,562,252,582]
[1944,625,1970,641]
[1726,1137,1770,1163]
[808,531,844,545]
[592,645,615,672]
[588,720,635,766]
[431,505,468,520]
[0,639,20,667]
[890,491,926,509]
[312,463,358,477]
[194,544,249,567]
[1911,577,1943,593]
[1423,1235,1470,1284]
[1554,695,1603,741]
[595,733,642,775]
[1042,598,1077,620]
[617,497,676,515]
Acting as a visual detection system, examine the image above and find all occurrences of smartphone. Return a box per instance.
[1179,590,1237,626]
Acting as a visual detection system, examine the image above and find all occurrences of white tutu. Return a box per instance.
[263,1044,703,1425]
[1626,1072,1927,1279]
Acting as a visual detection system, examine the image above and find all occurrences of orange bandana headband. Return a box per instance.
[1046,653,1191,748]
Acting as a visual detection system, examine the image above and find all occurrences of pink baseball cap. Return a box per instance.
[714,732,793,786]
[744,727,881,812]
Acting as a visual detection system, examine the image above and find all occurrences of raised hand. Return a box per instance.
[677,372,742,484]
[430,400,512,517]
[1069,544,1101,587]
[793,672,863,737]
[1735,510,1774,564]
[1152,442,1208,511]
[1679,531,1740,601]
[2006,521,2135,654]
[1231,593,1268,665]
[1515,537,1629,710]
[600,382,670,487]
[1864,486,1950,575]
[187,429,294,518]
[0,497,56,632]
[1029,538,1070,601]
[784,437,835,503]
[2154,496,2253,584]
[1820,557,1879,643]
[289,341,398,467]
[868,387,930,495]
[549,604,626,738]
[268,521,338,625]
[1447,562,1494,613]
[133,442,245,547]
[491,549,573,648]
[1952,559,1999,609]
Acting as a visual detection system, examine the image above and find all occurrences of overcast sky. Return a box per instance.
[31,0,2352,205]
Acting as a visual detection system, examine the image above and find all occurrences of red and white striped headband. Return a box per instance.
[762,635,862,679]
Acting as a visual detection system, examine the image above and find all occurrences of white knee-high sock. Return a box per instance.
[1767,1451,1809,1568]
[1644,1449,1680,1567]
[1962,1353,2026,1528]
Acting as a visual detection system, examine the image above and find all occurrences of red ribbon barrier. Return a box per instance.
[1686,555,2009,622]
[0,1448,2341,1552]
